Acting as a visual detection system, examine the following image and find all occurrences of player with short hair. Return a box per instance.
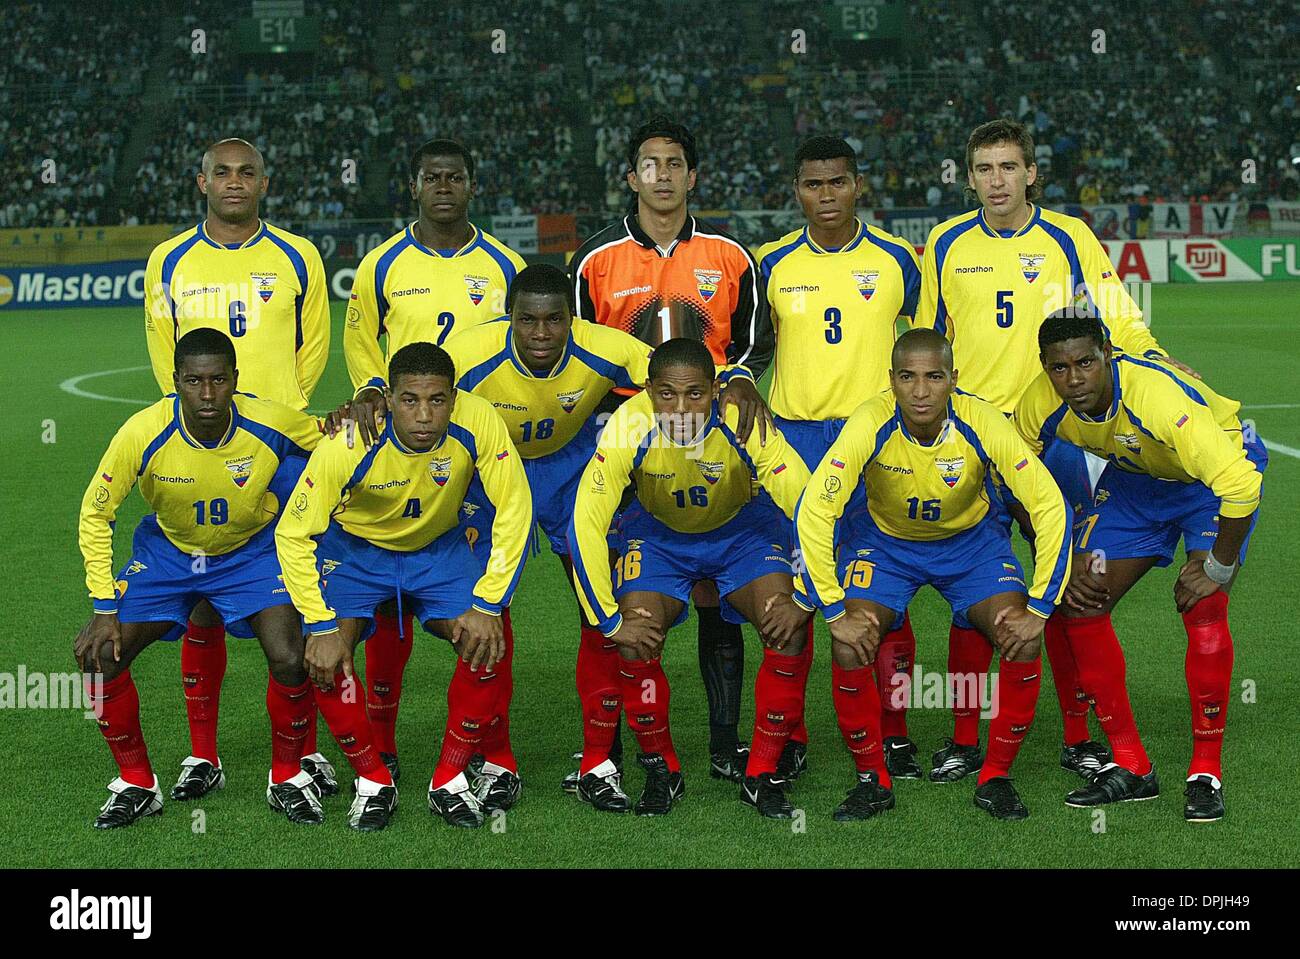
[757,134,924,779]
[142,137,334,801]
[276,342,532,829]
[1014,311,1265,822]
[570,115,777,785]
[74,330,398,830]
[772,329,1071,821]
[343,138,527,773]
[914,118,1196,783]
[568,339,812,819]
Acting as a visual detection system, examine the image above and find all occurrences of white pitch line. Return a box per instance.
[1263,439,1300,460]
[1243,404,1300,410]
[59,366,153,406]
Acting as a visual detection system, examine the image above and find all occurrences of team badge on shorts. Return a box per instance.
[934,455,965,488]
[556,388,585,413]
[320,558,341,576]
[852,270,879,301]
[429,455,453,487]
[250,272,277,303]
[1018,254,1045,283]
[694,269,721,302]
[225,455,254,488]
[464,274,489,306]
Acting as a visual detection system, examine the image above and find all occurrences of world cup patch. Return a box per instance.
[464,274,490,306]
[852,270,879,301]
[1018,253,1046,284]
[429,455,453,486]
[225,455,254,488]
[696,460,725,485]
[250,272,277,303]
[694,269,722,302]
[556,388,585,413]
[934,455,965,488]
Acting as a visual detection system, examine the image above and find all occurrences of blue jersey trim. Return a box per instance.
[373,235,413,338]
[342,436,387,495]
[566,512,620,632]
[446,421,478,462]
[929,216,982,336]
[238,413,311,461]
[1116,354,1208,406]
[159,229,204,327]
[458,350,512,392]
[262,230,310,351]
[1038,402,1070,449]
[864,229,922,317]
[759,233,807,285]
[476,233,520,287]
[718,421,758,481]
[570,340,635,390]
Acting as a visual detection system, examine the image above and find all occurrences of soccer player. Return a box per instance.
[914,118,1196,782]
[276,342,532,829]
[757,134,924,779]
[343,138,527,770]
[1014,311,1265,822]
[568,339,812,819]
[142,138,333,802]
[570,115,776,784]
[775,328,1071,821]
[74,330,397,831]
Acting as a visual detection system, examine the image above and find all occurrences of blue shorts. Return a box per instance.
[1076,437,1267,567]
[838,509,1027,631]
[463,417,599,559]
[317,521,478,639]
[115,516,291,640]
[615,496,795,626]
[775,414,868,545]
[991,436,1095,530]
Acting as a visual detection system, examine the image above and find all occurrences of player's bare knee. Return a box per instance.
[830,640,861,669]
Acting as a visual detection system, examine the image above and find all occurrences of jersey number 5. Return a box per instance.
[995,290,1014,328]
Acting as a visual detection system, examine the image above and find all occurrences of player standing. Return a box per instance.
[568,339,812,818]
[276,342,532,828]
[1015,311,1265,822]
[142,138,332,802]
[774,329,1071,820]
[570,116,775,784]
[757,135,924,778]
[914,118,1195,782]
[74,330,398,830]
[343,138,527,776]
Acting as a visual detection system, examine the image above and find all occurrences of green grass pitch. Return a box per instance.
[2,281,1296,868]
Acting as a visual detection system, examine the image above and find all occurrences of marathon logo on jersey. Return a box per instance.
[696,460,725,485]
[1116,432,1143,453]
[852,270,880,301]
[464,274,490,306]
[694,269,722,303]
[250,272,277,303]
[429,455,453,487]
[225,455,254,488]
[934,455,965,488]
[556,388,586,413]
[1018,253,1046,284]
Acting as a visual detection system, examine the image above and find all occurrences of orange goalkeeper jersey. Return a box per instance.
[570,213,773,379]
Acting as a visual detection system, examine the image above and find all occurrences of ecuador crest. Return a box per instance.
[934,455,965,488]
[694,269,722,303]
[464,274,489,307]
[852,270,879,301]
[556,388,585,413]
[696,460,725,485]
[225,455,254,488]
[1018,253,1045,284]
[429,455,453,487]
[250,272,277,303]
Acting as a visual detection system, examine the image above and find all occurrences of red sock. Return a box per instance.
[747,645,812,777]
[619,658,678,771]
[432,657,500,788]
[876,616,916,739]
[266,675,313,784]
[314,673,392,785]
[1182,592,1233,780]
[1044,614,1091,744]
[89,671,154,788]
[979,656,1042,784]
[948,625,992,746]
[788,621,813,746]
[364,610,415,755]
[1063,613,1151,774]
[479,610,517,772]
[303,709,319,756]
[577,623,622,774]
[831,661,890,788]
[181,622,226,763]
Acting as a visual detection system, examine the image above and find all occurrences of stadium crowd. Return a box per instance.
[2,0,1297,228]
